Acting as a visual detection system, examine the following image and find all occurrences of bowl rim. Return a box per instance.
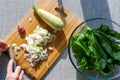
[68,18,120,80]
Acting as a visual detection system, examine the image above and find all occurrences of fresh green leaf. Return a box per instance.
[70,24,120,76]
[98,24,120,39]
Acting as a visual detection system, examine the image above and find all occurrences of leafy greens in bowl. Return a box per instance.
[68,18,120,80]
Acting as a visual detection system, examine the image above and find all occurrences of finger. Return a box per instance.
[0,40,7,53]
[7,59,14,74]
[0,40,7,45]
[14,66,21,75]
[19,70,24,80]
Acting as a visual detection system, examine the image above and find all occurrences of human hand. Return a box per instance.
[0,40,8,53]
[5,59,24,80]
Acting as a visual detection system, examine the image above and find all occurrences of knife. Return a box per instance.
[8,46,17,71]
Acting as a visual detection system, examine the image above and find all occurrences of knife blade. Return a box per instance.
[8,46,17,71]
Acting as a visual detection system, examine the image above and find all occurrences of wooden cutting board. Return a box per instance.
[5,0,82,80]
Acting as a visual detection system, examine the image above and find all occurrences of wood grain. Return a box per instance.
[5,0,82,80]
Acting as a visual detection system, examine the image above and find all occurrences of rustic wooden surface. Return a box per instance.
[1,0,120,80]
[5,0,82,79]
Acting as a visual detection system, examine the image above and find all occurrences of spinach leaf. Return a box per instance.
[71,36,85,62]
[95,30,120,61]
[70,24,120,76]
[78,57,89,69]
[98,24,120,39]
[100,64,114,76]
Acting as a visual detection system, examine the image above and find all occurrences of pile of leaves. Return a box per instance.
[71,24,120,76]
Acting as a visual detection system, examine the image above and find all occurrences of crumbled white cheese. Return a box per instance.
[11,43,17,48]
[11,43,20,56]
[15,52,18,56]
[20,44,27,50]
[48,46,53,51]
[29,18,32,22]
[24,53,29,58]
[21,25,54,67]
[14,46,20,56]
[30,63,35,67]
[14,46,20,50]
[8,45,10,47]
